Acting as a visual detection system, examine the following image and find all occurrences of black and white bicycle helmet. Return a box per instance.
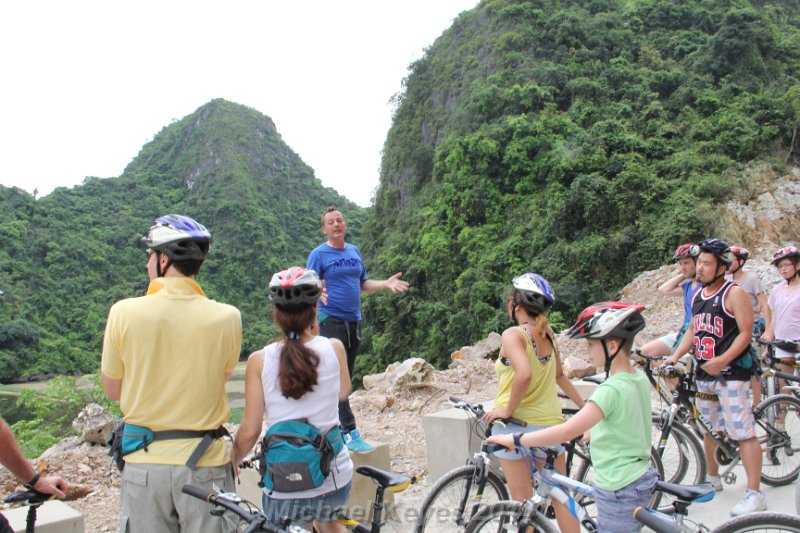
[565,301,646,340]
[269,267,323,307]
[140,214,211,261]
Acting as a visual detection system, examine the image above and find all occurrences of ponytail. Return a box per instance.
[273,304,319,399]
[534,312,550,340]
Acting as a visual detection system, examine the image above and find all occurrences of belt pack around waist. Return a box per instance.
[107,420,229,471]
[260,419,344,493]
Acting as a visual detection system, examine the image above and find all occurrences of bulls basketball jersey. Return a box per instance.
[691,280,750,381]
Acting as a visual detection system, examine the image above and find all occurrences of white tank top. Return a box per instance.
[262,336,353,498]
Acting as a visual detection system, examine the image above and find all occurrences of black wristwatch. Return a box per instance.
[23,472,40,491]
[513,432,523,448]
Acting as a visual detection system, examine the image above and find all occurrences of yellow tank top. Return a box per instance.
[494,326,563,426]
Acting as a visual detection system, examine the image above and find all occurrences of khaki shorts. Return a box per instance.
[695,379,755,441]
[120,463,236,532]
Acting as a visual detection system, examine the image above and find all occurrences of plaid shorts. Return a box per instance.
[695,378,755,441]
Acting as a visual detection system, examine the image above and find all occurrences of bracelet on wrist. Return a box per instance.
[23,472,40,490]
[513,432,523,448]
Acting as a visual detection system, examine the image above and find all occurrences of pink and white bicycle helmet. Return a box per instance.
[269,267,323,307]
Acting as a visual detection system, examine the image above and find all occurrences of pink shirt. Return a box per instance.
[768,283,800,341]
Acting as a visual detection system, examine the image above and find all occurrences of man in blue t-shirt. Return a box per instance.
[307,207,409,452]
[640,243,702,356]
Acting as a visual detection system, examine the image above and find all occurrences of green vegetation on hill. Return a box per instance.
[359,0,800,370]
[0,99,365,383]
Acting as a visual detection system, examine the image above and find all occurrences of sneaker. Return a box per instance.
[730,489,767,516]
[344,429,373,453]
[706,475,723,491]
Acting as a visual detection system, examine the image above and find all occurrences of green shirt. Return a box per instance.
[588,370,652,491]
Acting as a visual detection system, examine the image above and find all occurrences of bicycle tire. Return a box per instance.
[573,445,664,518]
[415,465,508,533]
[652,414,707,485]
[710,511,800,533]
[464,501,557,533]
[755,393,800,486]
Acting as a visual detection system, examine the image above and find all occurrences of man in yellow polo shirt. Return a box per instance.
[101,214,241,532]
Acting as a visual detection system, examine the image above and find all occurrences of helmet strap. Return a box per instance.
[703,263,726,288]
[602,340,623,379]
[155,252,172,278]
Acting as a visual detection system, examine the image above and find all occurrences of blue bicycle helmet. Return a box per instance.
[511,273,555,314]
[698,238,734,268]
[141,214,211,261]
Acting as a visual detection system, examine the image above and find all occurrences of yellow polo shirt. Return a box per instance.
[101,277,241,466]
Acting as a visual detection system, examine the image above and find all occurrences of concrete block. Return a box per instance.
[562,381,597,411]
[345,440,394,523]
[4,500,84,533]
[421,381,596,483]
[422,400,499,483]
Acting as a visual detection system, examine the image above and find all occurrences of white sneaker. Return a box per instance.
[706,475,723,491]
[730,489,767,516]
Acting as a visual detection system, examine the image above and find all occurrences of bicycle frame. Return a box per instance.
[524,448,598,532]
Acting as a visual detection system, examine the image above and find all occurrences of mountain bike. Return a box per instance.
[634,480,800,532]
[649,360,800,487]
[464,442,663,533]
[186,464,417,533]
[414,397,528,532]
[418,398,662,532]
[2,489,53,533]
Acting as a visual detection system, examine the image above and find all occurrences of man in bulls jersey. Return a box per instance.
[665,238,765,515]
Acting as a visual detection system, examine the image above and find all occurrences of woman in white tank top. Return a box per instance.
[232,267,353,532]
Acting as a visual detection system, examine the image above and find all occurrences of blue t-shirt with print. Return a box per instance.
[307,243,368,322]
[682,280,702,325]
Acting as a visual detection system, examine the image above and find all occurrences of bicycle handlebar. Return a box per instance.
[756,337,800,353]
[4,490,52,505]
[448,396,527,427]
[181,484,297,533]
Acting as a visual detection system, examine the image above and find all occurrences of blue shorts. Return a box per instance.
[490,423,564,461]
[593,467,658,533]
[263,481,352,528]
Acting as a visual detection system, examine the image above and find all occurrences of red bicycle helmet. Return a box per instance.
[730,246,750,261]
[672,244,700,262]
[772,246,800,265]
[565,301,646,340]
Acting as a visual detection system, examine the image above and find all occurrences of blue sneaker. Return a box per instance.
[344,429,373,453]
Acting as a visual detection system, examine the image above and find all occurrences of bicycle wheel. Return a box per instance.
[755,393,800,486]
[651,414,707,485]
[711,511,800,533]
[573,445,664,519]
[415,465,509,533]
[464,501,557,533]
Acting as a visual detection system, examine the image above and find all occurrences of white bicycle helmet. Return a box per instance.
[140,214,211,261]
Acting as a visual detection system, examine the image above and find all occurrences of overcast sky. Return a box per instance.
[0,1,479,207]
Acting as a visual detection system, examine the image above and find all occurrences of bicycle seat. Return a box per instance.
[583,375,605,385]
[356,466,412,492]
[654,481,715,503]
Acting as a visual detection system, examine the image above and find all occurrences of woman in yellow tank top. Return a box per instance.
[482,273,585,533]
